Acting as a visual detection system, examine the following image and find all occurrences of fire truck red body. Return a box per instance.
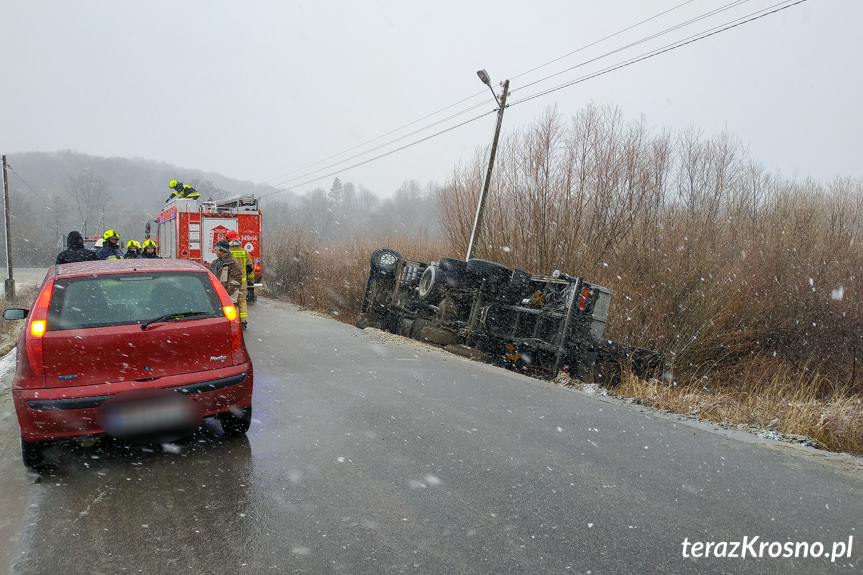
[153,194,263,300]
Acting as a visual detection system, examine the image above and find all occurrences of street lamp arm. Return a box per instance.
[476,68,501,107]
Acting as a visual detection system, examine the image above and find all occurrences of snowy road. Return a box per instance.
[2,298,862,573]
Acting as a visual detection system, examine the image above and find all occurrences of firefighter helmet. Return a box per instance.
[226,230,240,241]
[126,240,141,250]
[142,239,158,249]
[169,180,179,189]
[102,229,119,241]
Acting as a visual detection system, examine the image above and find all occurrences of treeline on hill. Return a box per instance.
[1,150,253,262]
[265,103,863,410]
[0,151,438,265]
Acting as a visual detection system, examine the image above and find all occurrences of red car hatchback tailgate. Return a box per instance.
[41,319,235,388]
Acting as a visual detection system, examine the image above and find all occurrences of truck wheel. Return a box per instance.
[503,267,532,303]
[438,258,467,288]
[466,259,512,290]
[418,266,446,301]
[420,326,456,346]
[370,248,402,275]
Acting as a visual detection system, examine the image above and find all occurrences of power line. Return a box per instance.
[510,0,807,107]
[262,99,493,190]
[259,90,491,186]
[511,0,703,82]
[512,0,756,96]
[255,1,706,193]
[261,0,808,197]
[3,163,55,208]
[258,110,497,198]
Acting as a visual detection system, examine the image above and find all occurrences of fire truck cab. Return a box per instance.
[151,194,263,301]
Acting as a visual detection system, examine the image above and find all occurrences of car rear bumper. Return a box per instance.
[13,363,254,442]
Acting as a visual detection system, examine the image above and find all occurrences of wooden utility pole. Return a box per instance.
[2,155,14,300]
[466,78,509,261]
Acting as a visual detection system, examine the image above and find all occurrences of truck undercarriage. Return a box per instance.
[357,248,666,385]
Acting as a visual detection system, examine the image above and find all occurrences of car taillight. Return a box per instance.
[208,272,242,352]
[253,259,260,273]
[26,281,53,375]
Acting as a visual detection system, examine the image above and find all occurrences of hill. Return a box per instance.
[1,151,271,265]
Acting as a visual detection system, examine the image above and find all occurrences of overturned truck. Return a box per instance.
[356,248,665,384]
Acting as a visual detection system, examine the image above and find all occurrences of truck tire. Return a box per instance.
[502,267,532,303]
[438,257,467,288]
[465,259,512,291]
[418,266,446,301]
[370,248,402,275]
[419,326,456,346]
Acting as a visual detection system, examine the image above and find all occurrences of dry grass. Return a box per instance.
[262,104,863,456]
[612,368,863,455]
[264,235,451,324]
[1,286,38,355]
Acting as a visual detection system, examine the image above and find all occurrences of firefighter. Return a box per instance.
[226,230,249,329]
[210,240,243,299]
[56,231,99,264]
[166,180,200,202]
[124,240,142,259]
[140,239,161,258]
[95,229,124,260]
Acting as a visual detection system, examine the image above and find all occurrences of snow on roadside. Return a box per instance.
[0,349,15,393]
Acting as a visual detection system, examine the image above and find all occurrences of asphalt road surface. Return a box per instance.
[1,298,861,574]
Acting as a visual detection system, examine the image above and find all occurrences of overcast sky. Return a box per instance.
[2,0,859,198]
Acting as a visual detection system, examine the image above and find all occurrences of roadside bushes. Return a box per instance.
[263,102,863,452]
[437,103,863,398]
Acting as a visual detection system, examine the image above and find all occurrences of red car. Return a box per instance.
[3,259,254,470]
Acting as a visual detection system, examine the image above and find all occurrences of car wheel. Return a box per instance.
[21,436,52,471]
[370,248,402,275]
[219,405,252,437]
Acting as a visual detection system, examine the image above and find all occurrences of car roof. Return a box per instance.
[51,258,209,279]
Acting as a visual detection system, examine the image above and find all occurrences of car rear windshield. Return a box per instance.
[46,271,223,330]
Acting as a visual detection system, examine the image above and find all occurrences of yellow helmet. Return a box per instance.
[126,240,141,250]
[169,180,178,188]
[142,239,158,249]
[102,229,119,241]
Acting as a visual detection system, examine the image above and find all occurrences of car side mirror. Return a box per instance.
[3,308,29,320]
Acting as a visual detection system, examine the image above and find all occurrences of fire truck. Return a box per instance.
[147,194,263,302]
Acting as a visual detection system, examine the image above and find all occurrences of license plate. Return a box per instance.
[98,389,202,444]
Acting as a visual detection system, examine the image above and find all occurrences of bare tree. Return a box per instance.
[64,171,107,235]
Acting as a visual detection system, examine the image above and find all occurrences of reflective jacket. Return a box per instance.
[95,242,125,260]
[230,246,249,282]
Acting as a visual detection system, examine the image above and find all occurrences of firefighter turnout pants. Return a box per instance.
[237,278,248,325]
